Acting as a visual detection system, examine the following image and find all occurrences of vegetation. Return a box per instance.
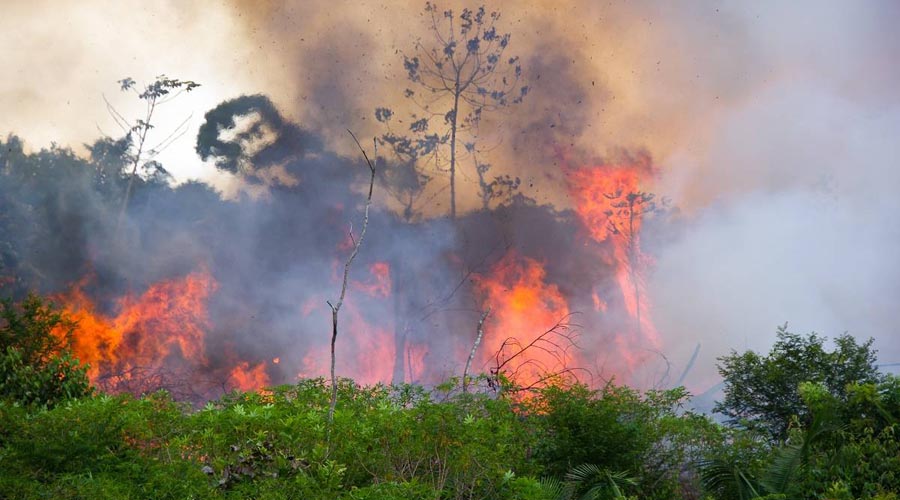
[0,9,894,497]
[375,3,529,218]
[110,75,200,228]
[0,297,896,499]
[0,294,92,408]
[0,377,705,500]
[715,324,882,440]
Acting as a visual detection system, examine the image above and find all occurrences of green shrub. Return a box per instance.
[343,480,438,500]
[0,294,92,407]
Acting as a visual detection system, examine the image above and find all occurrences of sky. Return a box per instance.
[2,0,899,389]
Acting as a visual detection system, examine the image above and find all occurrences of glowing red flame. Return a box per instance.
[229,361,270,392]
[353,262,392,297]
[298,260,400,385]
[566,160,661,372]
[53,268,276,394]
[473,251,576,387]
[56,270,215,383]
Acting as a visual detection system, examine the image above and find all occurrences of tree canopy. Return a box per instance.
[714,324,881,440]
[376,3,528,218]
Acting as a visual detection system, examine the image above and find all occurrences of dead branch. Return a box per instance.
[462,307,491,393]
[326,130,377,425]
[488,313,586,393]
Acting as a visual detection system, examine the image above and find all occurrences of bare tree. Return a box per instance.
[604,191,665,335]
[462,307,491,393]
[489,313,588,395]
[376,3,528,219]
[326,131,377,425]
[108,75,200,231]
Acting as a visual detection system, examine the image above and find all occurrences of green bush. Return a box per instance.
[715,325,880,440]
[343,480,438,500]
[0,294,92,407]
[16,372,897,499]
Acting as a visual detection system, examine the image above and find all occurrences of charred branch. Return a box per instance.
[326,130,377,426]
[462,306,490,393]
[489,313,585,394]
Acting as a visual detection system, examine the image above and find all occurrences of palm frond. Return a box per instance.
[539,476,570,500]
[566,464,637,500]
[759,403,840,495]
[758,443,802,494]
[698,458,762,500]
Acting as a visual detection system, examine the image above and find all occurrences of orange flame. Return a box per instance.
[55,269,221,389]
[229,361,270,392]
[566,162,661,370]
[566,164,646,244]
[298,261,399,385]
[473,251,575,388]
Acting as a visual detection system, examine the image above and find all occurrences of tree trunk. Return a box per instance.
[628,198,641,335]
[391,280,407,384]
[463,308,490,393]
[449,85,460,220]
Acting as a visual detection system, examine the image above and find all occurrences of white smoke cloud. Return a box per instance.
[3,0,899,394]
[652,81,900,393]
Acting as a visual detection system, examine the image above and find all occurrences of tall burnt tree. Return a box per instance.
[604,190,662,336]
[376,3,528,219]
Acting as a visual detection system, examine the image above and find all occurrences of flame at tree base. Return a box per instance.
[55,268,270,397]
[473,252,581,389]
[566,159,662,376]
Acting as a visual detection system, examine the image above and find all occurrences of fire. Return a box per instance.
[43,157,664,397]
[55,269,221,391]
[565,160,661,370]
[343,303,395,385]
[353,261,392,297]
[473,251,575,388]
[295,308,395,386]
[229,361,270,392]
[566,164,646,244]
[298,260,398,385]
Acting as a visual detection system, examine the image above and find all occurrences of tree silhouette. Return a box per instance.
[604,190,664,335]
[107,75,199,230]
[376,3,528,219]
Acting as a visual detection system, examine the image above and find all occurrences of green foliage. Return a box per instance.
[344,480,438,500]
[529,383,716,499]
[2,364,894,500]
[0,377,724,499]
[565,464,637,500]
[530,383,645,477]
[0,393,208,500]
[499,475,567,500]
[0,294,92,407]
[701,375,900,500]
[714,324,880,440]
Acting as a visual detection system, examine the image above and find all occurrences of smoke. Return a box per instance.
[2,0,899,397]
[649,2,900,392]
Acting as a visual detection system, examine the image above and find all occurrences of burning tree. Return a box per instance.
[376,3,528,219]
[565,159,665,368]
[604,190,664,335]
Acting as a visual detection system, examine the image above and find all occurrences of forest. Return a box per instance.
[1,290,898,499]
[2,2,899,499]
